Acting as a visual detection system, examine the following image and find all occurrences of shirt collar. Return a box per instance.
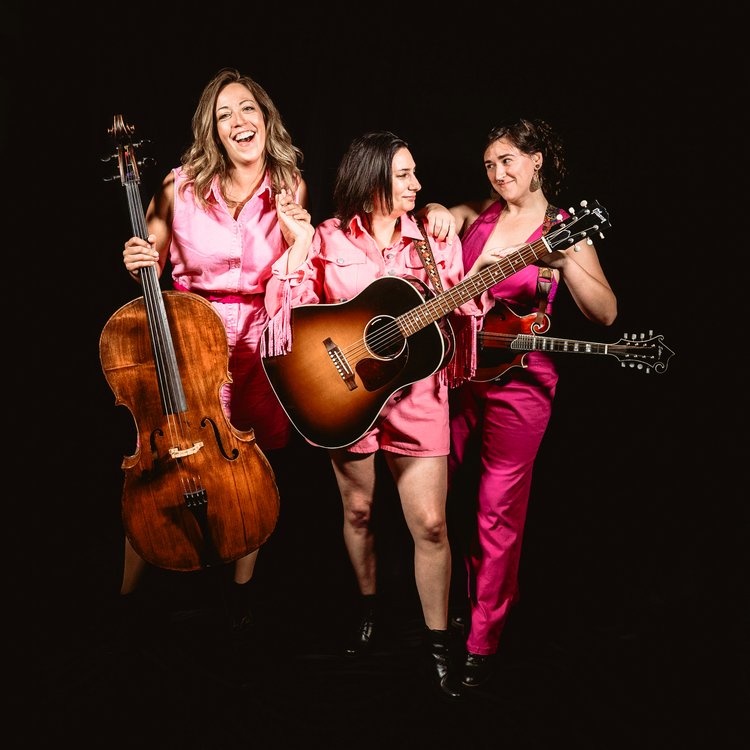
[347,212,423,241]
[208,171,273,204]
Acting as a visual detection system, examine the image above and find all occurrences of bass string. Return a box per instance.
[125,181,204,497]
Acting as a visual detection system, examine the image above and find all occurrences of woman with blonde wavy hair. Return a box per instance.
[119,67,314,631]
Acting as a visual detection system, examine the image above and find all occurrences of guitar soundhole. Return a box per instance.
[365,316,406,359]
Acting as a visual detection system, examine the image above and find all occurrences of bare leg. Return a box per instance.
[233,549,259,584]
[329,449,378,595]
[120,536,147,595]
[384,453,450,631]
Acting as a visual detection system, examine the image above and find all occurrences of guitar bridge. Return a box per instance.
[325,337,357,391]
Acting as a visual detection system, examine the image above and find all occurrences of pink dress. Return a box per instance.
[449,200,564,655]
[168,168,291,450]
[275,212,482,455]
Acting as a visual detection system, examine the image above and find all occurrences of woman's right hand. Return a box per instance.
[123,234,160,276]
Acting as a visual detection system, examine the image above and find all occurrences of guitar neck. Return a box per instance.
[397,237,550,334]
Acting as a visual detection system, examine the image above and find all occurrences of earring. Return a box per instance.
[530,165,541,191]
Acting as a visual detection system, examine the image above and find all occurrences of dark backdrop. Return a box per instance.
[12,4,745,747]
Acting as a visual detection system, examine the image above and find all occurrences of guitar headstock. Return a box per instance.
[613,333,675,374]
[545,200,610,252]
[102,114,153,186]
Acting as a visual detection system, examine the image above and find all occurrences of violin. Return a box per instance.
[99,115,280,572]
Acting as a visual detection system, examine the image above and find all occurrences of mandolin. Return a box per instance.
[473,300,674,381]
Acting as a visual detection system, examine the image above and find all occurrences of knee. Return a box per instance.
[344,499,372,530]
[416,513,448,545]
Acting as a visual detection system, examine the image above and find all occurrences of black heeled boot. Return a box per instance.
[425,628,462,699]
[344,594,377,657]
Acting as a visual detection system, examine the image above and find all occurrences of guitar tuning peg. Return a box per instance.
[639,332,645,340]
[586,238,593,245]
[568,206,575,214]
[598,231,605,239]
[100,152,116,163]
[648,330,653,337]
[102,174,117,182]
[580,200,588,207]
[556,213,563,221]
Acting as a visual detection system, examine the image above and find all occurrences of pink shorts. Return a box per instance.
[347,375,449,457]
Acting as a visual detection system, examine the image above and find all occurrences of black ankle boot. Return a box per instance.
[425,628,462,699]
[228,579,255,633]
[344,594,377,657]
[461,651,493,687]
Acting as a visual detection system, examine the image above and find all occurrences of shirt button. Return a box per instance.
[387,268,397,276]
[337,257,345,264]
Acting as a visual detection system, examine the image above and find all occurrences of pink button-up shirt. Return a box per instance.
[169,168,291,449]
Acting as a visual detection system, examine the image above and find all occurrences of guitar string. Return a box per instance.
[334,237,558,364]
[332,211,599,368]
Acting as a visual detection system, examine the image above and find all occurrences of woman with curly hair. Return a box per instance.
[425,117,617,687]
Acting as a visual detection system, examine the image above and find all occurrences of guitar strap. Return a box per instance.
[412,207,557,324]
[413,216,445,294]
[535,204,559,326]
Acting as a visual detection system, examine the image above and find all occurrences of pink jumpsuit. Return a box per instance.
[169,168,292,450]
[270,212,482,455]
[449,201,563,656]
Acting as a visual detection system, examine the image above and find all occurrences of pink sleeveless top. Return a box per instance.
[461,201,561,312]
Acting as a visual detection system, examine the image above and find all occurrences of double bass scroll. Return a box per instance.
[99,115,280,572]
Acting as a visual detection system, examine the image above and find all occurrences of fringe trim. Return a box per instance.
[261,282,293,357]
[446,316,479,388]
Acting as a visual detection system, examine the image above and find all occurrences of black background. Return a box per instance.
[12,4,745,748]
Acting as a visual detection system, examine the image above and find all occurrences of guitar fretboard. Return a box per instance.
[397,237,550,335]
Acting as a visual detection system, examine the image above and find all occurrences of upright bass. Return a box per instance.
[99,115,280,572]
